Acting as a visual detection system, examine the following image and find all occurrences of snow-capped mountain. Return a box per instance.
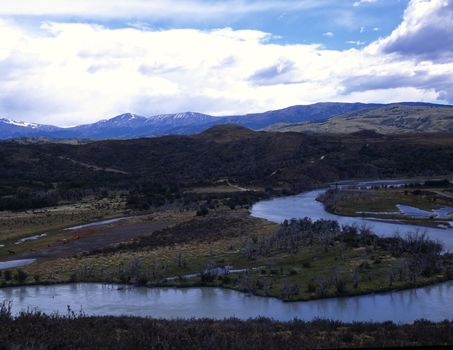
[60,112,219,138]
[1,102,450,140]
[0,118,61,139]
[1,118,39,128]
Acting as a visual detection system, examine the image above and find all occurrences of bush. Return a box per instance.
[335,278,346,294]
[196,207,209,216]
[3,270,12,281]
[307,280,316,293]
[1,312,453,349]
[14,269,28,283]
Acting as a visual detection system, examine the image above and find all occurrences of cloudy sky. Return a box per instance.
[0,0,452,126]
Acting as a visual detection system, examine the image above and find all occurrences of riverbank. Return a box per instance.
[1,266,451,304]
[151,273,452,302]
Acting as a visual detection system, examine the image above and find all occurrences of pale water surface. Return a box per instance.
[0,259,36,270]
[1,282,453,323]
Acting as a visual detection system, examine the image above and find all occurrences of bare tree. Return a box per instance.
[352,268,360,289]
[175,252,186,268]
[280,281,300,299]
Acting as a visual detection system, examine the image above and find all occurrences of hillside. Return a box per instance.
[220,102,384,129]
[265,104,453,134]
[1,125,453,201]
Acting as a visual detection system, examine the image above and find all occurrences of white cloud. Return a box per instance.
[323,31,334,37]
[0,0,452,126]
[346,87,439,103]
[353,0,378,7]
[372,0,453,62]
[0,0,327,19]
[347,40,367,46]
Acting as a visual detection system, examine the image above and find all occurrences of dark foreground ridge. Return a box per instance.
[1,126,453,212]
[1,303,453,350]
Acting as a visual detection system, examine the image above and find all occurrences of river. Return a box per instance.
[1,282,453,323]
[250,182,453,252]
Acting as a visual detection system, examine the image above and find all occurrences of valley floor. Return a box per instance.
[1,202,451,302]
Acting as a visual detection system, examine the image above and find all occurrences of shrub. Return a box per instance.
[196,207,209,216]
[307,280,316,293]
[14,269,28,283]
[4,270,12,281]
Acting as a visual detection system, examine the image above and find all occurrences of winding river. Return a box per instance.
[250,180,453,252]
[1,178,453,322]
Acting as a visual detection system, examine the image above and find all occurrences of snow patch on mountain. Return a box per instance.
[148,112,213,121]
[0,118,39,128]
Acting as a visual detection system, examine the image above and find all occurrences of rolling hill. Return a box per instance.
[265,104,453,134]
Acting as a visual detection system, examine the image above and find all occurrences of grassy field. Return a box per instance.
[0,210,195,261]
[0,194,128,242]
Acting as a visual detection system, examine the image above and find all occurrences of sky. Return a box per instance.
[0,0,452,126]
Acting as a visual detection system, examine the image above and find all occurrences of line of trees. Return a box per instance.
[0,188,87,211]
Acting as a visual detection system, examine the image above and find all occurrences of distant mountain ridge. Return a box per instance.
[265,104,453,134]
[0,102,451,139]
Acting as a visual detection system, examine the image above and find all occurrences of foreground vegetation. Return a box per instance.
[1,302,453,349]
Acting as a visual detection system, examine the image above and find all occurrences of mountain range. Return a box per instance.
[0,102,451,140]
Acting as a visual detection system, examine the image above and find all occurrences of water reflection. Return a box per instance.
[1,282,453,323]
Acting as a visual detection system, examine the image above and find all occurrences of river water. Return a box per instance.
[1,282,453,323]
[0,259,36,270]
[250,186,453,252]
